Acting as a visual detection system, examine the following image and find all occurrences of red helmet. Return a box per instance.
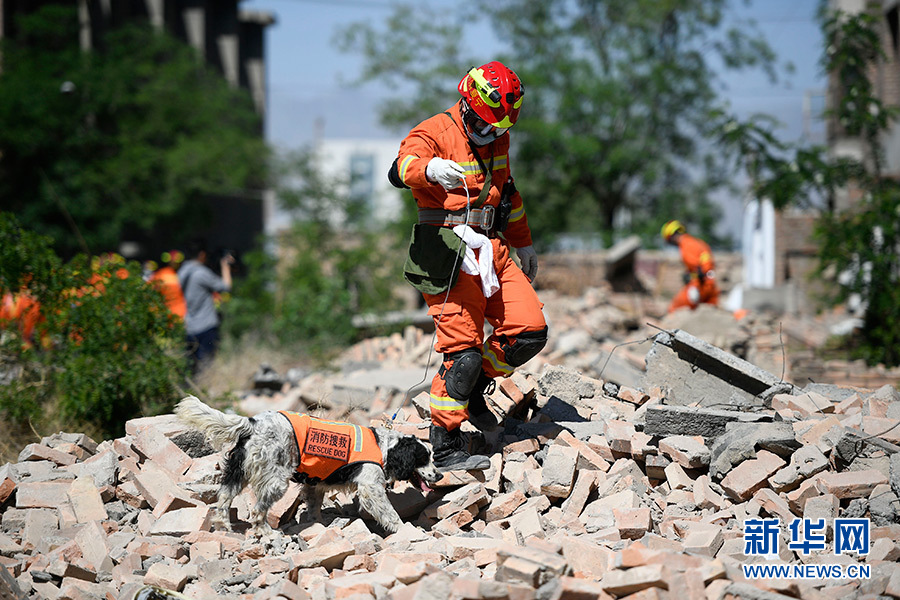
[458,61,524,129]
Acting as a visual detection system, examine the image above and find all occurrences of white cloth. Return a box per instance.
[687,286,700,306]
[452,225,499,297]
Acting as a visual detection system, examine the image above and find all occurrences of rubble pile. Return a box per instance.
[1,336,899,600]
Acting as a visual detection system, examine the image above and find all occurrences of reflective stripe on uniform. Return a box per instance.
[430,394,468,411]
[399,155,417,183]
[509,205,525,223]
[350,424,364,452]
[483,344,514,375]
[458,155,508,177]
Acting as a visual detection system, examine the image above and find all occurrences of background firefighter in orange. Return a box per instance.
[388,61,548,472]
[149,250,187,319]
[661,220,720,313]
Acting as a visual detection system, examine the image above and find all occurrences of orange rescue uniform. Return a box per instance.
[150,266,187,318]
[278,412,383,482]
[395,102,546,431]
[669,233,720,313]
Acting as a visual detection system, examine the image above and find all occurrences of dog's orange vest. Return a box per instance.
[278,412,383,481]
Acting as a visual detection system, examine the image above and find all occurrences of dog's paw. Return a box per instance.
[252,522,276,537]
[210,516,233,533]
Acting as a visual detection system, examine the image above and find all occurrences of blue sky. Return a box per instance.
[243,0,827,150]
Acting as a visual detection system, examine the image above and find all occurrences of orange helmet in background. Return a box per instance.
[458,61,524,129]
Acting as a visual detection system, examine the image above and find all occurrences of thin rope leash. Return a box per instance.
[389,179,472,425]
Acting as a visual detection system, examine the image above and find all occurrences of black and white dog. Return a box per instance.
[174,396,440,534]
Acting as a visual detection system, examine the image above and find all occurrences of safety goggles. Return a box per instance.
[462,102,510,140]
[471,114,510,138]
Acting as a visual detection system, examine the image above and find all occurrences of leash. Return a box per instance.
[387,180,473,427]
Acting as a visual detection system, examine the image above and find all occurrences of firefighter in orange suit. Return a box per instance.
[661,220,720,313]
[388,61,548,472]
[150,250,187,319]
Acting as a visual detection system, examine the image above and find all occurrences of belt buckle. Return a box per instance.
[480,205,495,231]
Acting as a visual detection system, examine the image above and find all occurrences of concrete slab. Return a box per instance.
[643,404,770,439]
[330,367,431,406]
[644,330,793,409]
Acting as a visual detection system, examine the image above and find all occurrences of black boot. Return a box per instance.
[429,425,491,472]
[466,371,498,430]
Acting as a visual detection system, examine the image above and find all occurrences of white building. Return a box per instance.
[264,138,405,235]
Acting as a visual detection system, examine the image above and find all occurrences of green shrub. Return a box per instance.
[0,214,188,437]
[221,223,404,354]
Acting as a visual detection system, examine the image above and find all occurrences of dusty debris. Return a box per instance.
[2,293,900,600]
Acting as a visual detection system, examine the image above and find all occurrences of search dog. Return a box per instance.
[175,396,440,534]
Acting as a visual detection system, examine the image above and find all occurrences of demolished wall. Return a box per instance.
[0,327,899,600]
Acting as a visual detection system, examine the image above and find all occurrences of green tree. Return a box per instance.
[721,10,900,366]
[221,149,404,352]
[0,6,268,257]
[335,0,784,246]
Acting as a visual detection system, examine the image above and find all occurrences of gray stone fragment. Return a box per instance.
[63,448,118,488]
[0,563,25,600]
[39,432,98,455]
[770,445,829,493]
[868,484,898,526]
[0,463,17,484]
[644,330,793,409]
[708,421,799,480]
[725,582,801,600]
[252,363,285,391]
[658,435,710,468]
[892,453,900,497]
[537,365,603,409]
[801,383,862,403]
[794,445,829,478]
[842,498,868,518]
[643,405,770,439]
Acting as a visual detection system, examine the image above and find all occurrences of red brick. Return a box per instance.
[557,576,614,600]
[818,469,889,499]
[658,436,709,469]
[862,416,900,444]
[67,476,108,523]
[0,478,14,504]
[561,537,613,579]
[15,481,73,508]
[605,420,636,454]
[614,507,651,540]
[618,387,650,405]
[720,450,785,501]
[555,429,610,472]
[18,443,77,466]
[683,528,723,557]
[144,562,188,592]
[484,490,527,522]
[601,565,668,596]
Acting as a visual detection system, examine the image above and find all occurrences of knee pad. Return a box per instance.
[502,327,549,367]
[440,347,483,400]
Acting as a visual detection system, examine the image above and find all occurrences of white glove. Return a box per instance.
[687,286,700,306]
[426,157,465,190]
[516,245,538,283]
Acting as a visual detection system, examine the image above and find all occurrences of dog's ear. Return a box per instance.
[384,436,420,481]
